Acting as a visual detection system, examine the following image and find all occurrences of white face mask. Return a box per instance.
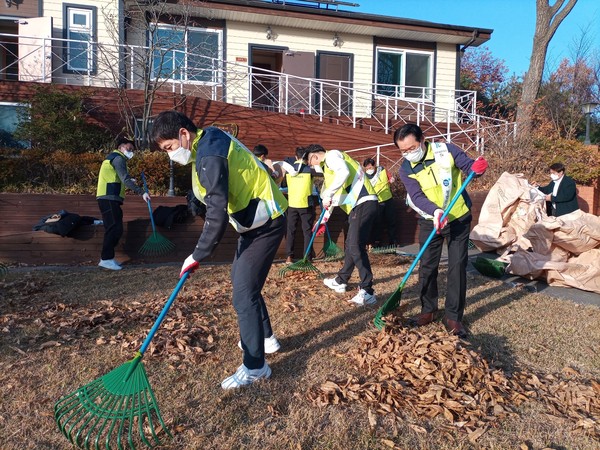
[366,169,375,175]
[403,144,425,163]
[168,132,192,165]
[122,150,134,160]
[550,173,560,181]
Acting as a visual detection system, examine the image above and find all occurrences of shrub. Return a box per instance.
[13,85,113,153]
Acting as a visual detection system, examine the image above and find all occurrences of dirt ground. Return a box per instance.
[0,254,599,449]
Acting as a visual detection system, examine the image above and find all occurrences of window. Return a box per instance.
[151,25,222,83]
[376,48,432,99]
[0,102,29,148]
[63,5,96,73]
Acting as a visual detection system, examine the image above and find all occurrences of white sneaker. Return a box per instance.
[323,277,347,293]
[221,363,271,390]
[348,289,376,306]
[98,259,122,271]
[237,335,281,354]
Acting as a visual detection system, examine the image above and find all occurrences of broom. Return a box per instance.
[54,272,190,450]
[139,172,175,257]
[279,207,327,277]
[374,171,476,330]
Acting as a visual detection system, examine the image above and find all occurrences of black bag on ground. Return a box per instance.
[33,210,96,237]
[152,205,189,229]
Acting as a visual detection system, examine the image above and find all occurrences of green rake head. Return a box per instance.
[369,245,399,255]
[139,233,176,257]
[472,256,507,279]
[54,355,171,450]
[323,240,344,261]
[278,259,323,277]
[373,282,404,330]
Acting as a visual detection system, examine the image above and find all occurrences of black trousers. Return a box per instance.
[97,199,123,261]
[417,214,471,322]
[232,215,286,369]
[285,206,315,258]
[370,199,398,246]
[336,200,377,294]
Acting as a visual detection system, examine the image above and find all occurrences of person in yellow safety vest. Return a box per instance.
[363,158,398,248]
[304,144,379,306]
[394,124,488,339]
[279,146,316,264]
[253,144,282,184]
[150,110,287,390]
[96,137,150,271]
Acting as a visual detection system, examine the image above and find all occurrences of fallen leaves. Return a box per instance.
[308,325,600,440]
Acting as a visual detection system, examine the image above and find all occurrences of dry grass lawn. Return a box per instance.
[0,254,599,449]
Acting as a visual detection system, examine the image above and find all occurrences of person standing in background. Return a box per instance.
[363,157,398,248]
[534,162,579,217]
[96,137,150,271]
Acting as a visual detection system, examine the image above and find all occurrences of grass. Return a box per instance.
[0,255,598,449]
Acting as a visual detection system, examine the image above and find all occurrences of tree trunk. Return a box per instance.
[517,0,578,137]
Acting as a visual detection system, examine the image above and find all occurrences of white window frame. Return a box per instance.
[151,24,223,85]
[375,46,434,101]
[65,5,95,73]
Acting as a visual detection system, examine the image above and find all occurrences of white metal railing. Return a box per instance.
[0,33,512,153]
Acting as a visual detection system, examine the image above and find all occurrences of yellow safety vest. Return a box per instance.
[191,128,288,233]
[369,167,393,202]
[285,159,313,208]
[96,150,127,200]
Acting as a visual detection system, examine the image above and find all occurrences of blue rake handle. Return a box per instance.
[125,272,190,380]
[141,171,158,236]
[395,171,476,291]
[301,207,327,261]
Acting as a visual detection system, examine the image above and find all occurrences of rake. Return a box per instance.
[138,172,175,257]
[279,207,327,277]
[54,272,190,450]
[370,245,399,255]
[374,171,476,330]
[322,222,344,261]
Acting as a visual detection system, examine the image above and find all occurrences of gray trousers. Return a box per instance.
[233,215,285,369]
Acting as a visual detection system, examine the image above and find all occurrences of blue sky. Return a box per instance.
[352,0,600,77]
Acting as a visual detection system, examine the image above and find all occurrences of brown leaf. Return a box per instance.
[408,424,427,434]
[367,408,377,430]
[40,340,61,349]
[468,427,487,442]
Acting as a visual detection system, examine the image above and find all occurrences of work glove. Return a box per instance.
[312,208,331,236]
[471,156,488,175]
[321,197,332,209]
[142,192,151,203]
[180,254,199,278]
[433,209,448,233]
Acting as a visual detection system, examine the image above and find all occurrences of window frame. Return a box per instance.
[375,46,433,100]
[150,23,223,85]
[62,3,97,74]
[0,101,30,148]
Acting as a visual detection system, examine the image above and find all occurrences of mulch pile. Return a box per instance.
[308,321,600,442]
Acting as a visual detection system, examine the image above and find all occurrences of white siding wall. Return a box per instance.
[434,43,457,122]
[43,0,120,86]
[225,22,374,117]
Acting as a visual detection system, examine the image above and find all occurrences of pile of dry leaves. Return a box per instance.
[308,322,599,441]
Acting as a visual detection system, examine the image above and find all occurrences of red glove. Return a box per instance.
[180,254,199,278]
[433,209,448,234]
[312,208,330,236]
[471,156,488,175]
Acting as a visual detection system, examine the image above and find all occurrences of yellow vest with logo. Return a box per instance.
[96,150,127,200]
[285,160,313,208]
[370,168,393,202]
[406,143,469,222]
[191,129,288,233]
[323,151,376,214]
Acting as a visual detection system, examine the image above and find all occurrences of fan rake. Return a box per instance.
[138,172,175,257]
[54,272,190,449]
[279,208,327,277]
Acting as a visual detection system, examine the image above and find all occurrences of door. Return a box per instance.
[281,51,315,113]
[316,52,353,116]
[18,17,53,83]
[250,46,284,111]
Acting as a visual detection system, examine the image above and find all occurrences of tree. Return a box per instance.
[517,0,578,137]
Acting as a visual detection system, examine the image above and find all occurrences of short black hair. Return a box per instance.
[549,162,565,173]
[393,124,424,148]
[116,137,136,150]
[149,110,197,144]
[295,146,306,160]
[363,158,376,167]
[304,144,325,156]
[253,144,268,156]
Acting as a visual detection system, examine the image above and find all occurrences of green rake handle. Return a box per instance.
[141,171,158,237]
[124,271,190,380]
[302,207,327,261]
[374,171,476,323]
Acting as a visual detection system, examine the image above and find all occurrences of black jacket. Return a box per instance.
[538,175,579,217]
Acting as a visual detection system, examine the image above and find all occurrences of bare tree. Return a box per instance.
[100,0,216,146]
[517,0,578,137]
